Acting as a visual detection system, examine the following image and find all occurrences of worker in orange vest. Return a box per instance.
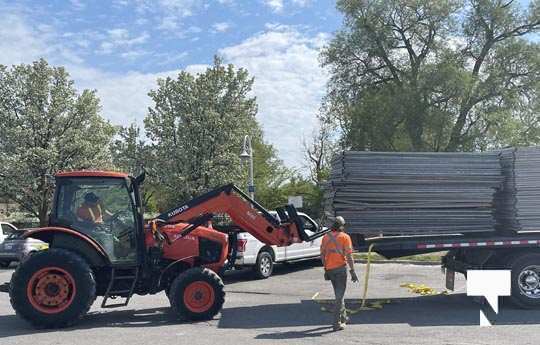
[321,216,358,331]
[77,192,112,223]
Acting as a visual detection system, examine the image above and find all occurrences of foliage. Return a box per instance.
[0,59,115,225]
[321,0,540,152]
[143,56,286,210]
[110,123,158,213]
[262,176,325,222]
[304,116,338,185]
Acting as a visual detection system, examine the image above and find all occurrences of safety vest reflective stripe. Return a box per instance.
[323,232,345,256]
[85,204,102,222]
[88,207,96,222]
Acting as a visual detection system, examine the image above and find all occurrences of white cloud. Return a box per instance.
[98,29,149,56]
[155,51,189,66]
[158,16,180,31]
[69,0,86,10]
[292,0,311,7]
[184,64,210,75]
[120,50,148,60]
[264,0,284,13]
[113,0,129,6]
[212,22,231,33]
[72,67,181,127]
[133,0,203,33]
[220,26,330,167]
[0,13,82,66]
[0,12,330,169]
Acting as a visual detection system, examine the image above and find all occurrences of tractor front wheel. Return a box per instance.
[169,267,225,321]
[9,248,96,328]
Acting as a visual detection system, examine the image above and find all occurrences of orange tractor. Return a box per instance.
[9,171,322,328]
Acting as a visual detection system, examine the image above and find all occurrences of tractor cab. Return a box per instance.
[49,171,144,265]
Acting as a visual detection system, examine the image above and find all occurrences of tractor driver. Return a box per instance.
[76,192,133,260]
[77,192,113,224]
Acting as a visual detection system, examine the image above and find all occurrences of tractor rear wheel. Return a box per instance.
[9,248,96,328]
[169,267,225,321]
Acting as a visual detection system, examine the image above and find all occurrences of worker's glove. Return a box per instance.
[324,271,330,281]
[350,270,359,283]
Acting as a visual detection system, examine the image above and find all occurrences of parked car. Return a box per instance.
[0,222,17,244]
[0,231,48,268]
[234,212,325,278]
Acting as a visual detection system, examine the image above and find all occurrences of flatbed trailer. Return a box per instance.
[354,232,540,308]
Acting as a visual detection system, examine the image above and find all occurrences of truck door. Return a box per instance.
[285,216,318,260]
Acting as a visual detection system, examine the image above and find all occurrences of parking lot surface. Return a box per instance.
[1,260,540,345]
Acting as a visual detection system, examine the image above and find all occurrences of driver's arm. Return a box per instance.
[101,205,114,221]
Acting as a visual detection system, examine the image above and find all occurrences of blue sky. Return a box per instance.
[0,0,342,168]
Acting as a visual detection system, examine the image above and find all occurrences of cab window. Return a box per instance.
[300,216,318,233]
[54,177,138,264]
[1,224,16,236]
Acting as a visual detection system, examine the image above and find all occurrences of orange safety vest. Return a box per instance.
[77,203,103,223]
[321,230,353,270]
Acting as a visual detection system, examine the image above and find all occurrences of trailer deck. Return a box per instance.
[358,232,540,258]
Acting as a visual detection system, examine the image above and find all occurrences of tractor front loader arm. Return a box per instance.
[154,184,314,246]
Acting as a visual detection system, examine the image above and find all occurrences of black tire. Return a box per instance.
[509,253,540,308]
[9,248,96,328]
[169,267,225,321]
[253,250,273,279]
[0,261,10,268]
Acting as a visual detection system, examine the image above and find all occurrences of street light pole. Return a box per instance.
[240,135,255,200]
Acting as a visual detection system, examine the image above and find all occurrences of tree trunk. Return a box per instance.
[406,96,426,151]
[38,175,50,227]
[445,105,472,152]
[38,204,48,227]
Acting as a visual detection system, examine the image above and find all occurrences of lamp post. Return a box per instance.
[239,135,255,200]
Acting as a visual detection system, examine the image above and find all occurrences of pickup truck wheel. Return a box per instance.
[0,261,10,268]
[509,253,540,308]
[253,251,273,279]
[169,267,225,321]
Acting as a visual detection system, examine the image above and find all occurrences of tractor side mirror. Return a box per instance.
[135,172,145,185]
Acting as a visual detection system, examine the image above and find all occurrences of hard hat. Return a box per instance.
[84,192,99,203]
[332,216,346,230]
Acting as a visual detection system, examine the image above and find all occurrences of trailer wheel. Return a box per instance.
[169,267,225,321]
[9,249,96,328]
[509,253,540,308]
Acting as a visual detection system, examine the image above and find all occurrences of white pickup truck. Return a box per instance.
[233,212,325,278]
[0,222,17,244]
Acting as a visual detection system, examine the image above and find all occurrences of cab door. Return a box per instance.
[53,177,140,265]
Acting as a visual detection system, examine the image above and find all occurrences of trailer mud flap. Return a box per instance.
[446,268,455,291]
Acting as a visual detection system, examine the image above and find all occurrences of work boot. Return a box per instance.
[341,314,350,324]
[333,323,345,331]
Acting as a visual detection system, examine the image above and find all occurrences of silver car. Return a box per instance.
[0,231,48,268]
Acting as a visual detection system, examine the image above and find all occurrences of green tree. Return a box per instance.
[321,0,540,152]
[250,136,292,209]
[262,176,325,221]
[304,116,337,185]
[0,59,115,225]
[144,57,284,209]
[110,123,158,213]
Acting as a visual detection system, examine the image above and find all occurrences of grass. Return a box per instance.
[353,251,445,263]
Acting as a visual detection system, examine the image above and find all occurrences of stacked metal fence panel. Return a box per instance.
[496,147,540,233]
[324,151,503,235]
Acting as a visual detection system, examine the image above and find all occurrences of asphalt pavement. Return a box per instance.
[1,260,540,345]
